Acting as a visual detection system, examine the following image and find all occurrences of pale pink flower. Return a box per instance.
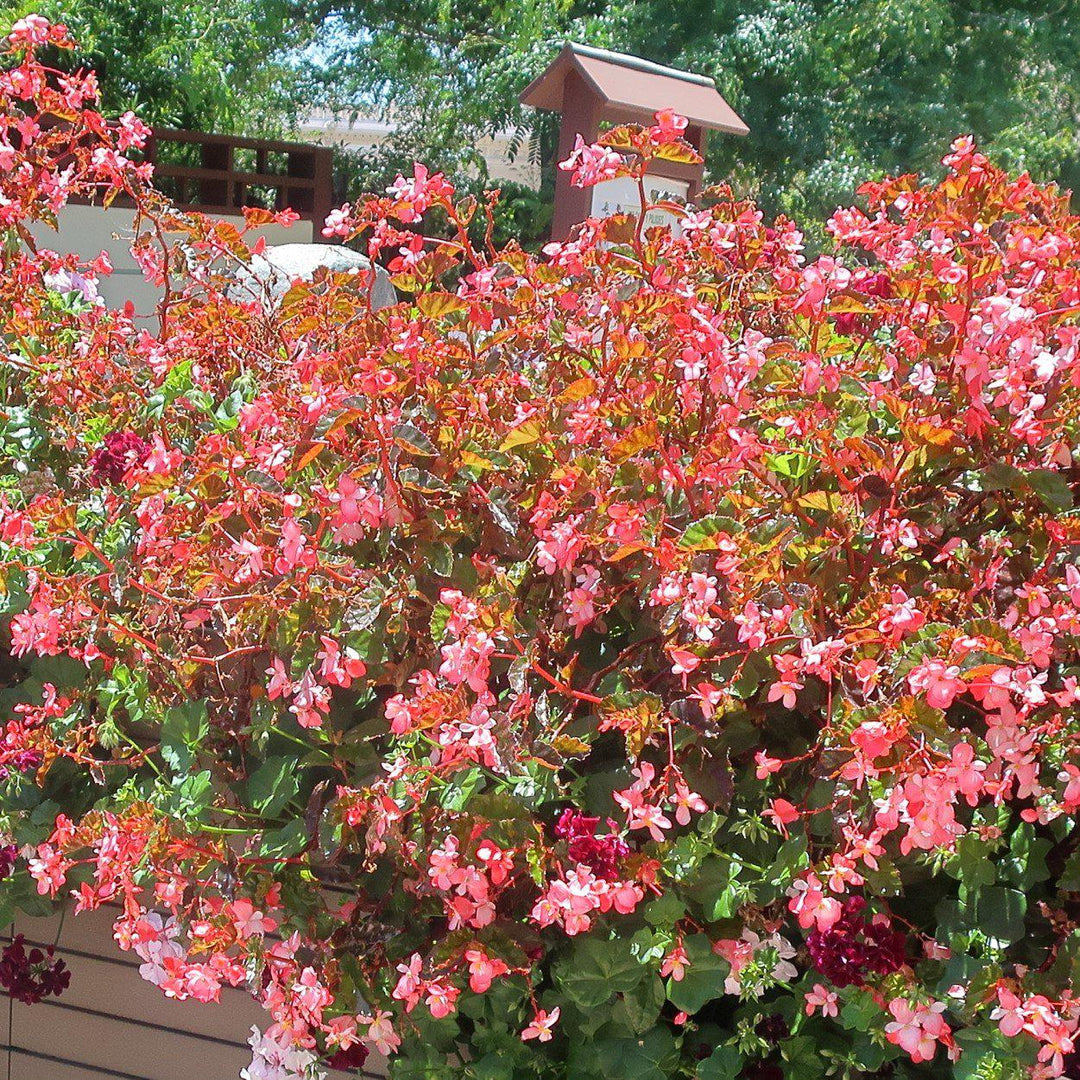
[521,1007,560,1042]
[805,983,838,1017]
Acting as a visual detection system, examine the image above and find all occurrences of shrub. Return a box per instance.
[2,18,1080,1080]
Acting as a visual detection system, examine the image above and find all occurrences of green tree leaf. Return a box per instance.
[666,934,727,1013]
[160,700,208,774]
[247,756,300,818]
[554,938,645,1009]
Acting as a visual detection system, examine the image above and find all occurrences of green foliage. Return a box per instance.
[319,0,1080,234]
[0,0,314,131]
[7,0,1077,246]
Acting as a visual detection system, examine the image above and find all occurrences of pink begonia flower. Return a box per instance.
[884,998,952,1064]
[788,874,842,932]
[273,518,316,575]
[755,751,784,778]
[241,1024,320,1080]
[692,681,724,719]
[907,659,965,710]
[668,647,701,687]
[27,843,66,895]
[288,668,331,729]
[850,720,894,761]
[660,944,689,981]
[325,1015,360,1050]
[521,1007,560,1042]
[805,983,839,1017]
[423,981,459,1019]
[767,653,804,708]
[628,802,672,842]
[649,108,689,143]
[386,163,454,222]
[536,518,586,575]
[672,781,707,825]
[564,584,598,636]
[321,203,351,238]
[558,135,622,188]
[764,798,800,836]
[9,15,51,46]
[946,742,986,804]
[877,588,925,642]
[366,1011,401,1057]
[291,966,331,1023]
[329,473,385,543]
[316,635,367,688]
[464,948,509,994]
[990,988,1026,1037]
[715,930,796,995]
[230,899,276,940]
[797,256,851,315]
[391,953,423,1011]
[855,657,880,693]
[265,657,292,700]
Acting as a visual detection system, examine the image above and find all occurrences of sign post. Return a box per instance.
[520,43,748,240]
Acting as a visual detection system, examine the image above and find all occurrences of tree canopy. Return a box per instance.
[4,0,1078,227]
[615,0,1080,223]
[318,0,1080,222]
[0,0,314,131]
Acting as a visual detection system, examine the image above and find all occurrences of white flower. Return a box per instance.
[241,1026,325,1080]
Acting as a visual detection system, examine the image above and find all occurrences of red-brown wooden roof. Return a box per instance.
[520,43,749,136]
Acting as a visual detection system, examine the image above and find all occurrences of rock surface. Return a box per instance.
[234,243,397,310]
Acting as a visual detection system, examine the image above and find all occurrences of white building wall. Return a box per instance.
[299,110,542,190]
[30,204,315,314]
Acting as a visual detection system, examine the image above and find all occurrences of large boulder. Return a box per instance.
[233,243,397,311]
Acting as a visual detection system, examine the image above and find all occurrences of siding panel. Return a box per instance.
[4,909,389,1079]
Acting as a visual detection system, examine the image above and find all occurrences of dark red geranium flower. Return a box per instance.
[861,270,893,298]
[0,844,18,878]
[0,935,71,1004]
[0,749,42,781]
[740,1063,783,1080]
[326,1043,370,1071]
[832,311,864,336]
[554,808,629,881]
[806,896,906,988]
[88,430,149,484]
[754,1015,790,1044]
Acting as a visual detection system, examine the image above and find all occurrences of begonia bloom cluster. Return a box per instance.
[2,19,1080,1079]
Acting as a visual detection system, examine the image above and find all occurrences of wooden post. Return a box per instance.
[551,68,606,241]
[199,140,231,211]
[684,125,706,199]
[311,146,334,242]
